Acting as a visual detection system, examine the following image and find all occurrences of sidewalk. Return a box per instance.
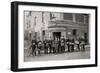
[24,48,90,62]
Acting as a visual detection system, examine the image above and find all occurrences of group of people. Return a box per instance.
[28,37,87,56]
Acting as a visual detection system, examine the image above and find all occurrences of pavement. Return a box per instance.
[24,47,90,62]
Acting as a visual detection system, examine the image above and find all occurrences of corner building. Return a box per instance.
[24,11,89,43]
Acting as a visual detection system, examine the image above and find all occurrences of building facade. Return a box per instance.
[24,11,89,43]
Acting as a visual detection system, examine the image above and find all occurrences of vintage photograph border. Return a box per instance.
[11,1,98,72]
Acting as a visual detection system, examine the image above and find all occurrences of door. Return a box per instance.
[53,32,61,40]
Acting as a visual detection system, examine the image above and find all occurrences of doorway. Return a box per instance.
[53,32,61,40]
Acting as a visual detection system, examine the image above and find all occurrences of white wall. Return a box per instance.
[0,0,99,73]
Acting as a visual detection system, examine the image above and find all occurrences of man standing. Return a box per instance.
[37,39,42,55]
[45,40,49,54]
[60,39,65,53]
[75,38,80,51]
[80,37,85,51]
[58,39,61,53]
[31,39,37,56]
[66,38,70,52]
[48,39,52,53]
[60,36,65,53]
[55,38,59,54]
[43,39,47,54]
[52,40,55,54]
[71,38,75,52]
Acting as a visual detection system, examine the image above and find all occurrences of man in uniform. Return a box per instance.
[43,39,47,54]
[31,39,37,56]
[37,39,42,55]
[71,38,75,52]
[58,39,61,53]
[52,40,55,54]
[45,40,49,54]
[80,37,85,51]
[60,39,65,53]
[60,36,65,53]
[66,38,70,52]
[55,38,59,54]
[48,39,52,53]
[75,37,80,51]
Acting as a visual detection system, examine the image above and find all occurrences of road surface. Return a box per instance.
[24,48,90,62]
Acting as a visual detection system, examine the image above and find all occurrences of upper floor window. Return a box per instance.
[63,13,73,20]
